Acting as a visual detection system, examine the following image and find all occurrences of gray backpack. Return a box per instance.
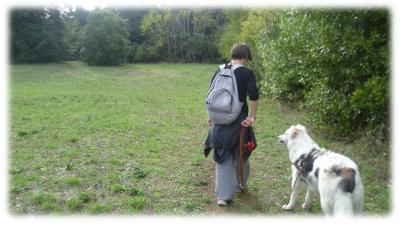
[205,64,244,125]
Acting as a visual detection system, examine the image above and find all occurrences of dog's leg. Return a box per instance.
[302,187,313,209]
[282,167,301,210]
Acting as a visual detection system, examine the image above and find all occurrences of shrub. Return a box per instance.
[233,9,389,140]
[302,9,389,138]
[351,76,389,134]
[81,9,129,66]
[304,81,354,135]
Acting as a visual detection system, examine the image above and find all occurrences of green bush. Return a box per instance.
[351,76,389,131]
[256,9,324,102]
[230,9,389,140]
[304,81,354,135]
[81,9,129,66]
[302,10,389,138]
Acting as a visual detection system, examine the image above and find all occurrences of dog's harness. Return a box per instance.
[291,148,325,189]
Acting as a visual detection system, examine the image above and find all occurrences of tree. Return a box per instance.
[73,7,90,29]
[62,11,80,60]
[11,8,66,63]
[140,9,224,62]
[81,9,129,66]
[217,9,248,61]
[117,8,148,44]
[61,7,90,61]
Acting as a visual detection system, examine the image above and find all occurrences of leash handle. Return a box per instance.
[238,126,247,189]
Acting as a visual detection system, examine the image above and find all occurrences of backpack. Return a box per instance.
[205,64,244,125]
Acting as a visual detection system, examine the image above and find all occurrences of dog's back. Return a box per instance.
[317,153,364,216]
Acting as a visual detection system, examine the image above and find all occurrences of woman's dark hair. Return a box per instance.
[231,43,252,61]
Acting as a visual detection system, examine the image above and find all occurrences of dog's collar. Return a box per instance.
[292,147,324,174]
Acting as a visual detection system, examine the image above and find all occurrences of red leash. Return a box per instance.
[238,125,247,190]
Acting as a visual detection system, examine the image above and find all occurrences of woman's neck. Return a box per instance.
[231,59,248,65]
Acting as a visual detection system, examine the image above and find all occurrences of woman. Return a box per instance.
[204,43,259,206]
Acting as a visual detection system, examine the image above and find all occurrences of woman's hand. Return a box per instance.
[241,116,255,127]
[208,118,213,127]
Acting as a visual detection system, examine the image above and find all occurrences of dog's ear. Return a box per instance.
[291,128,300,139]
[295,124,306,131]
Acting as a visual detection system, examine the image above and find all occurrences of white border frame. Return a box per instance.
[1,1,398,225]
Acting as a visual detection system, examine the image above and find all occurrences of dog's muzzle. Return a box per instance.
[277,138,285,144]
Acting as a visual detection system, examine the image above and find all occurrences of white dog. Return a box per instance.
[277,124,364,216]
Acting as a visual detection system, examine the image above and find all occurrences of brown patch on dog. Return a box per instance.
[340,167,354,178]
[331,166,356,193]
[291,128,300,139]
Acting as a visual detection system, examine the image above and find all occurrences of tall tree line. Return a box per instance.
[10,7,226,65]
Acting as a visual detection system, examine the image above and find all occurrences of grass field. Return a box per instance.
[9,61,390,215]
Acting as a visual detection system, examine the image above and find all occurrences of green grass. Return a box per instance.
[9,61,390,215]
[64,177,81,186]
[124,196,147,211]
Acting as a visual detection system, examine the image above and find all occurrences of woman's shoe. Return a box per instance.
[217,200,227,206]
[236,185,248,193]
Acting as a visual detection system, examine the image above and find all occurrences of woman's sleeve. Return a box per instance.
[247,71,259,101]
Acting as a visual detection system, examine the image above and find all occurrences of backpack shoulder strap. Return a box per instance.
[219,63,244,71]
[231,64,244,71]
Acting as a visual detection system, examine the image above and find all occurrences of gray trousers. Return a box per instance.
[215,150,250,201]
